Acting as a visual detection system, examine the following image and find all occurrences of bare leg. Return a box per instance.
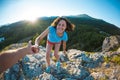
[54,43,61,61]
[46,43,53,67]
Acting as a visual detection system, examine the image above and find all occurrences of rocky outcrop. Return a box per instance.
[102,35,120,52]
[2,46,120,80]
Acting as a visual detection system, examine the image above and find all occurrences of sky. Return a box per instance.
[0,0,120,27]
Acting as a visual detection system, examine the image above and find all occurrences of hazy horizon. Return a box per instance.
[0,0,120,27]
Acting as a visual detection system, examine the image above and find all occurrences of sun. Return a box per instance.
[25,16,38,23]
[22,5,41,23]
[21,4,53,23]
[23,10,39,23]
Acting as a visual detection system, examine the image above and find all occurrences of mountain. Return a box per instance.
[75,14,94,19]
[0,14,120,51]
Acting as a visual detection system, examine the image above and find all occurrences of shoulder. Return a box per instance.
[49,26,55,30]
[48,26,55,29]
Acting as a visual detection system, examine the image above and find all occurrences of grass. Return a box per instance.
[0,43,27,53]
[104,54,120,65]
[85,51,95,56]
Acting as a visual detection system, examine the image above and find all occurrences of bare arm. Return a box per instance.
[0,41,34,74]
[63,41,67,53]
[35,28,49,45]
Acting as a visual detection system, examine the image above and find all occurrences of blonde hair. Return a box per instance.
[51,17,75,31]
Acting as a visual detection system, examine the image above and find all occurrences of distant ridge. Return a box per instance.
[0,14,120,51]
[76,14,93,18]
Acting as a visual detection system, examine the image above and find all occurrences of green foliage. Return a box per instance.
[0,15,120,51]
[67,24,106,51]
[0,19,50,50]
[32,33,39,44]
[104,54,120,65]
[99,76,109,80]
[111,55,120,65]
[104,56,110,63]
[1,43,27,52]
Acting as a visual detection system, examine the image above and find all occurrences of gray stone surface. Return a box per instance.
[3,46,120,80]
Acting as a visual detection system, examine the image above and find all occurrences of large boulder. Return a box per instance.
[102,35,120,52]
[2,44,120,80]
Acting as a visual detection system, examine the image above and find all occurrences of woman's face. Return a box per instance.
[56,20,67,33]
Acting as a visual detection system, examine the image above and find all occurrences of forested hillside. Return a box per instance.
[0,14,120,51]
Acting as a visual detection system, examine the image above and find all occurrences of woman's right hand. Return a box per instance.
[32,44,39,53]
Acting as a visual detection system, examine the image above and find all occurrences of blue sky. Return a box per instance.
[0,0,120,27]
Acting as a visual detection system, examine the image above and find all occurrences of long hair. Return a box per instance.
[51,17,75,31]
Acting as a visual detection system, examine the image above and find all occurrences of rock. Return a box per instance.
[39,72,57,80]
[102,35,120,52]
[4,63,22,80]
[67,50,104,68]
[2,45,120,80]
[103,62,110,68]
[91,72,107,80]
[84,75,94,80]
[22,56,30,63]
[70,67,90,80]
[59,52,69,62]
[117,47,120,52]
[62,78,76,80]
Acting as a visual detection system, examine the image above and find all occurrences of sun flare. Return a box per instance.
[23,12,39,23]
[22,5,41,23]
[25,16,38,23]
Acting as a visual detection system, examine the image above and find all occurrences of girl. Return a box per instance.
[35,17,75,73]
